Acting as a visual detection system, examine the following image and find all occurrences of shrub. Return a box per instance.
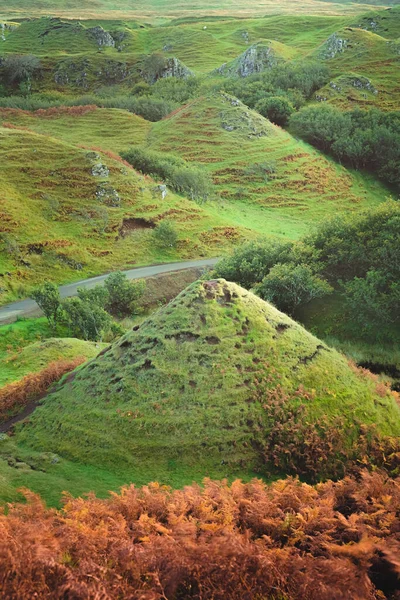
[1,473,400,599]
[290,105,400,185]
[345,270,400,341]
[255,263,332,314]
[255,95,294,125]
[141,52,167,83]
[31,283,61,330]
[104,271,145,317]
[2,54,41,85]
[77,285,109,308]
[214,239,293,288]
[152,220,178,248]
[122,147,214,202]
[62,297,111,341]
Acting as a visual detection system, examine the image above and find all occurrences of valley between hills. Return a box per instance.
[0,2,399,598]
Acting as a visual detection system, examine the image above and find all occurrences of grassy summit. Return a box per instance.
[13,279,400,491]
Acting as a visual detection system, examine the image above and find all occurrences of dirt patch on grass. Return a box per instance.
[119,217,155,237]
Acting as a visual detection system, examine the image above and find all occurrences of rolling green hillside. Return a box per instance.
[0,96,388,304]
[0,0,391,22]
[0,337,105,387]
[0,119,246,304]
[314,25,400,109]
[147,93,387,231]
[1,10,399,107]
[1,278,399,505]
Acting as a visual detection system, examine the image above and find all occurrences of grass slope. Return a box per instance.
[313,26,400,109]
[147,93,387,235]
[0,337,105,387]
[1,279,399,505]
[0,118,245,305]
[0,0,388,22]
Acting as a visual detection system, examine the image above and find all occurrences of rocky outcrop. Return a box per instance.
[96,183,120,207]
[54,58,129,88]
[327,75,378,96]
[87,26,115,48]
[318,33,349,59]
[162,57,194,79]
[219,93,270,138]
[214,43,279,78]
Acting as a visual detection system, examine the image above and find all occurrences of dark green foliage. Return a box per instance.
[121,146,185,180]
[216,201,400,339]
[104,271,145,317]
[141,52,167,83]
[290,106,400,185]
[1,54,41,84]
[306,200,400,282]
[77,285,109,308]
[214,239,293,288]
[62,297,111,341]
[345,270,400,340]
[31,282,61,329]
[122,146,213,202]
[255,96,294,125]
[151,76,201,104]
[267,61,329,98]
[152,220,178,248]
[255,263,332,314]
[221,61,328,109]
[0,93,175,121]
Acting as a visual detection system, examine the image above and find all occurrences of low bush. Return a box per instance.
[122,146,213,202]
[62,298,111,341]
[255,95,294,125]
[152,220,178,248]
[290,105,400,185]
[255,262,332,314]
[215,201,400,339]
[0,472,399,599]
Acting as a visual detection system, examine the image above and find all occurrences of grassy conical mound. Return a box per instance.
[17,279,400,482]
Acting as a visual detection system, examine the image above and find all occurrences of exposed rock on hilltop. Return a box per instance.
[87,25,115,48]
[215,42,281,77]
[18,279,400,481]
[318,32,349,59]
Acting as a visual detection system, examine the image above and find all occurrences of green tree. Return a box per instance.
[3,54,41,86]
[62,297,111,341]
[142,52,167,84]
[255,263,332,315]
[214,239,293,288]
[77,285,109,308]
[31,282,61,329]
[255,96,294,126]
[152,220,178,248]
[345,270,400,341]
[104,272,145,317]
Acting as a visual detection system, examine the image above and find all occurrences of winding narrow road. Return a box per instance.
[0,258,219,325]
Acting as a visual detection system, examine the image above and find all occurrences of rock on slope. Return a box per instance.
[17,279,400,481]
[214,42,291,77]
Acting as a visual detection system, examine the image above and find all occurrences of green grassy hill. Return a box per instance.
[0,337,105,387]
[1,278,399,505]
[313,26,400,108]
[1,10,399,106]
[147,93,387,234]
[0,119,245,304]
[0,96,387,304]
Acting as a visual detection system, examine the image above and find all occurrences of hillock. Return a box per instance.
[14,279,400,486]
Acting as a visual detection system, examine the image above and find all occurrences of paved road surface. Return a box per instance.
[0,258,219,325]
